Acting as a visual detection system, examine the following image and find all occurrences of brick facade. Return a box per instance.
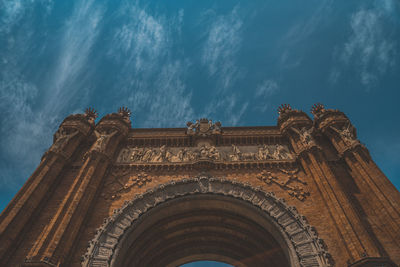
[0,104,399,266]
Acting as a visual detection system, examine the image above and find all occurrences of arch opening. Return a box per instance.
[114,194,291,267]
[82,177,332,267]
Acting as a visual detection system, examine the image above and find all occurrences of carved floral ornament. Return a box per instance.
[257,168,310,201]
[116,144,294,164]
[82,177,332,267]
[101,171,152,200]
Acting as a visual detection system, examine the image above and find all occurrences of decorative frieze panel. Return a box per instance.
[116,144,294,164]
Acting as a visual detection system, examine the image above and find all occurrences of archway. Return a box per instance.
[82,177,332,266]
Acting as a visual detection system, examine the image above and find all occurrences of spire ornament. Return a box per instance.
[311,103,325,116]
[277,104,292,115]
[118,107,131,119]
[85,107,98,124]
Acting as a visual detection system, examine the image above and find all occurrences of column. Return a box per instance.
[277,104,381,264]
[0,108,97,262]
[312,103,400,265]
[23,107,131,267]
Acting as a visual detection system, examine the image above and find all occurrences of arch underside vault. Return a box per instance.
[82,177,332,267]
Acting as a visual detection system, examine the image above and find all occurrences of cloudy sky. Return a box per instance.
[0,0,399,265]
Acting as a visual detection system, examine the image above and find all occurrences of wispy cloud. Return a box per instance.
[255,80,279,97]
[253,80,279,112]
[335,1,398,89]
[108,3,193,128]
[128,61,194,127]
[46,0,103,114]
[0,0,104,189]
[279,0,333,69]
[111,5,167,73]
[201,6,243,89]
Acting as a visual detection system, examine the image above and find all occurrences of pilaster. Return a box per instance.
[312,103,400,264]
[277,104,381,264]
[0,108,96,263]
[23,107,131,267]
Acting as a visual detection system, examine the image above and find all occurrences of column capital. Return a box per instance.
[277,104,318,156]
[310,103,365,157]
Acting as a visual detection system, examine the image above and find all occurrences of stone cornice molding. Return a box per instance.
[112,159,298,171]
[82,177,332,267]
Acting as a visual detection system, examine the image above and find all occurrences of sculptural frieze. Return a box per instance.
[116,144,294,164]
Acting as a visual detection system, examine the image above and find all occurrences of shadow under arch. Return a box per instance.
[82,177,332,267]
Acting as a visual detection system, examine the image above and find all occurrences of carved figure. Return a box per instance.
[208,146,221,160]
[117,148,130,163]
[51,128,78,152]
[330,123,359,146]
[186,120,200,135]
[150,145,164,162]
[213,121,222,134]
[141,149,153,162]
[291,127,315,146]
[229,144,241,161]
[130,147,143,162]
[93,130,118,153]
[272,144,291,160]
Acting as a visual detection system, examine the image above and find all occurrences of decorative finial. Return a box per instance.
[311,103,325,115]
[118,107,131,118]
[278,104,292,115]
[85,107,98,120]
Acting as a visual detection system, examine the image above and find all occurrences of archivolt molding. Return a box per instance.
[82,177,332,267]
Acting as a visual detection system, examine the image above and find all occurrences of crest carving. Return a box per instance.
[186,118,221,136]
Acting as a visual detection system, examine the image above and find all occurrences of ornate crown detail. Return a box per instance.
[277,104,292,115]
[118,107,131,118]
[311,103,325,116]
[85,107,98,120]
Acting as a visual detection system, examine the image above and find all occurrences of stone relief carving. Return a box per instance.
[186,118,221,136]
[50,127,79,152]
[290,126,316,147]
[257,168,309,201]
[82,177,332,267]
[330,123,360,146]
[101,171,151,200]
[116,144,294,164]
[92,129,118,153]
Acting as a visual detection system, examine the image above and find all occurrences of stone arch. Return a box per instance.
[82,177,332,267]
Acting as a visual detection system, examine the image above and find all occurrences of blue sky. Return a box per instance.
[0,1,399,265]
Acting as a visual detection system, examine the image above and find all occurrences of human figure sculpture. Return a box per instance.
[230,144,241,161]
[290,127,315,146]
[330,123,360,146]
[51,128,78,152]
[93,130,118,153]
